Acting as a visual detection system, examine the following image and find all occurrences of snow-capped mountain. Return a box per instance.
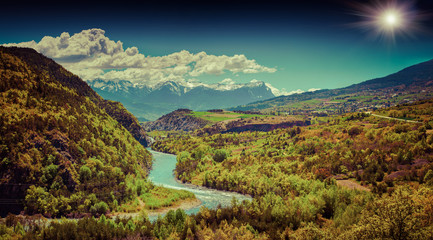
[87,79,275,121]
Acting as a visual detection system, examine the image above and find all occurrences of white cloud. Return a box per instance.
[67,67,105,81]
[286,89,305,95]
[3,28,277,88]
[2,28,295,98]
[265,82,290,96]
[4,29,123,60]
[220,78,235,85]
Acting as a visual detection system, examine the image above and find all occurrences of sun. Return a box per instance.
[379,9,403,31]
[350,0,423,43]
[384,11,399,26]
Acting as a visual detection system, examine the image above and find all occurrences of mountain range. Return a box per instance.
[87,79,276,121]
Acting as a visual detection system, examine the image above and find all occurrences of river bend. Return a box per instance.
[148,149,251,216]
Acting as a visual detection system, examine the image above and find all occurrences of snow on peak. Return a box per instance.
[88,79,133,92]
[88,78,310,98]
[264,84,322,96]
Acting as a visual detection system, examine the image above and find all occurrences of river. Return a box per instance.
[148,149,251,216]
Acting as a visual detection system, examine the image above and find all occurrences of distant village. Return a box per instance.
[281,86,433,116]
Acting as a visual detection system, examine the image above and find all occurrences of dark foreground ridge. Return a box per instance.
[0,46,152,216]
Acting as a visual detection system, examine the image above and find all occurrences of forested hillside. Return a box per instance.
[153,110,433,194]
[0,47,153,216]
[151,98,433,238]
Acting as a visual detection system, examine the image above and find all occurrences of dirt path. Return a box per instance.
[336,180,370,191]
[366,112,420,123]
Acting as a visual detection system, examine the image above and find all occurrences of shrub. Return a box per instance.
[79,165,92,181]
[213,149,229,163]
[90,201,109,216]
[348,126,362,137]
[424,170,433,186]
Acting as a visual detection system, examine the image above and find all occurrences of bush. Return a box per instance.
[348,127,362,137]
[213,149,229,163]
[90,201,109,216]
[79,165,92,181]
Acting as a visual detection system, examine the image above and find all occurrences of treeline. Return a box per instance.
[1,185,432,239]
[377,97,433,125]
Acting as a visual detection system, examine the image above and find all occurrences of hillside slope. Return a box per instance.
[0,47,152,216]
[142,109,210,131]
[232,58,433,111]
[144,109,309,135]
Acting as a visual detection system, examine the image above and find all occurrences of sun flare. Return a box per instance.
[384,12,398,25]
[380,9,403,31]
[350,0,423,43]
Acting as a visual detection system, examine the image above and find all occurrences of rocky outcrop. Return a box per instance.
[142,109,210,131]
[143,108,310,135]
[222,120,311,133]
[196,119,311,135]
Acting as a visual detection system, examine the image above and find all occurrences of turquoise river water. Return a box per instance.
[147,149,251,216]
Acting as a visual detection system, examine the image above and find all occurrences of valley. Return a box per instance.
[1,47,433,239]
[147,149,251,217]
[2,0,433,237]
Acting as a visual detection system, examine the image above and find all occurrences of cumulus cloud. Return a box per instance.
[4,29,123,60]
[220,78,236,85]
[3,28,277,87]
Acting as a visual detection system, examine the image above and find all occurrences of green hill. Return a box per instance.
[0,47,152,216]
[151,98,433,238]
[231,58,433,113]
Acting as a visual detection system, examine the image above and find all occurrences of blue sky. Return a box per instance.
[1,0,433,94]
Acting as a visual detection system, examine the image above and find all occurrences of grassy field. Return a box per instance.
[118,186,195,212]
[141,186,195,210]
[189,111,269,122]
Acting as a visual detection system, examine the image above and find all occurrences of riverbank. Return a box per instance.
[147,149,252,214]
[174,177,252,199]
[148,198,202,217]
[111,197,202,219]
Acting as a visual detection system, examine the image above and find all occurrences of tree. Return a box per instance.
[347,186,430,240]
[424,170,433,186]
[213,149,229,163]
[24,185,59,217]
[348,126,362,137]
[79,165,92,181]
[90,201,109,216]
